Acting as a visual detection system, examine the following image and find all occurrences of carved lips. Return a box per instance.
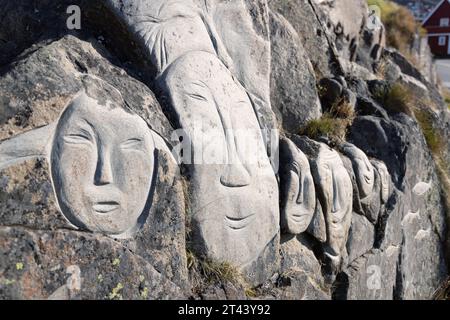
[92,201,121,215]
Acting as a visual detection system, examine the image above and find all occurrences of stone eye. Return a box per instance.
[120,138,143,150]
[63,133,92,145]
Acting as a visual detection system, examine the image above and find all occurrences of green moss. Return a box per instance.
[16,262,24,271]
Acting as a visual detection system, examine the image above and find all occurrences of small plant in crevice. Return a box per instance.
[373,82,413,116]
[433,277,450,300]
[186,249,255,298]
[442,89,450,111]
[414,109,444,155]
[300,98,355,146]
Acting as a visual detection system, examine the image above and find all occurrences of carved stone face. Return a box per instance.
[371,160,390,204]
[342,143,375,199]
[51,93,155,238]
[130,0,215,73]
[314,146,352,256]
[280,138,316,235]
[160,52,279,265]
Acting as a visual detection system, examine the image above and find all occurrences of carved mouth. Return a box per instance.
[92,201,120,214]
[225,214,255,230]
[364,175,372,183]
[290,214,309,224]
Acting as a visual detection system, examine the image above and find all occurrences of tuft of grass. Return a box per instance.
[300,116,344,141]
[434,277,450,300]
[329,98,356,120]
[373,83,413,115]
[414,109,444,154]
[442,89,450,110]
[301,91,355,144]
[375,58,389,79]
[300,114,353,145]
[186,249,256,297]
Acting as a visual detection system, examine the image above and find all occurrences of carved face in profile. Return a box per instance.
[51,93,156,238]
[159,51,279,265]
[371,160,390,204]
[313,146,353,257]
[342,143,375,199]
[280,138,316,235]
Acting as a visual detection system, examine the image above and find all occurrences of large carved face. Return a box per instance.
[314,146,352,256]
[160,52,279,265]
[280,138,316,235]
[342,143,375,199]
[51,93,155,238]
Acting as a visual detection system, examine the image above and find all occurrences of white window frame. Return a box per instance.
[439,36,446,46]
[440,18,450,27]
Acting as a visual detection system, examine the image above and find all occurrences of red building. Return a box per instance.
[422,0,450,56]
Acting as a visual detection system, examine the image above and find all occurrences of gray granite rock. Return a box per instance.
[0,226,186,299]
[346,213,375,264]
[269,10,321,132]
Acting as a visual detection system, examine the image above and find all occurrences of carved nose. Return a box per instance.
[94,147,113,186]
[331,176,341,213]
[220,164,251,187]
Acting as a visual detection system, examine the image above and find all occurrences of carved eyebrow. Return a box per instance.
[186,93,208,102]
[191,80,208,89]
[185,81,211,102]
[82,119,95,132]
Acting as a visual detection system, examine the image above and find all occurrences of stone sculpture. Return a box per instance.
[104,0,278,162]
[159,51,279,266]
[291,137,353,273]
[371,160,391,204]
[341,143,375,200]
[0,76,169,239]
[313,145,353,268]
[280,137,316,235]
[118,0,220,74]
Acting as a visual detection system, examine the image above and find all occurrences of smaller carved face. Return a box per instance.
[371,160,390,204]
[51,93,155,238]
[343,144,374,199]
[314,147,353,256]
[280,139,316,235]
